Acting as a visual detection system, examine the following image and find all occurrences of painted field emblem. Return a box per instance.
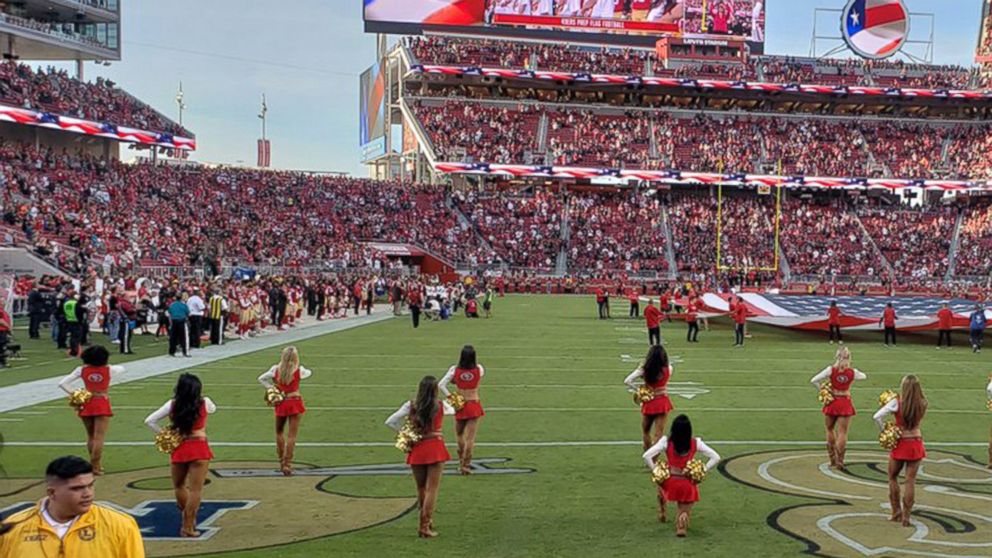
[722,450,992,557]
[0,458,533,557]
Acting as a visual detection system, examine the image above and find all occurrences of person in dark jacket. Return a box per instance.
[27,283,43,339]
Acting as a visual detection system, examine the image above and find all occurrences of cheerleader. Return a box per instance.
[809,347,866,469]
[873,374,927,526]
[986,375,991,469]
[385,376,455,538]
[624,345,674,450]
[57,346,124,475]
[642,415,720,536]
[439,345,485,475]
[258,346,311,476]
[144,373,216,537]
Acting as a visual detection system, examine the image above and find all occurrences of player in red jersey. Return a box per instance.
[386,376,455,538]
[827,301,843,344]
[439,345,485,475]
[874,375,928,526]
[144,373,217,537]
[644,299,662,345]
[625,345,674,450]
[880,303,898,346]
[58,346,125,475]
[810,347,866,469]
[643,415,720,534]
[936,302,954,349]
[258,346,312,476]
[685,296,699,342]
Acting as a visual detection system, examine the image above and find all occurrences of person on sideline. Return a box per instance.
[644,299,662,346]
[0,456,145,557]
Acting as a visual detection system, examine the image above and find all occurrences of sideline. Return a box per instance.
[0,309,394,413]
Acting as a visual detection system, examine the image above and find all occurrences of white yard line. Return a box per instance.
[0,310,393,413]
[2,440,988,448]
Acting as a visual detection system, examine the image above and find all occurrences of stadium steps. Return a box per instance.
[557,195,571,275]
[945,209,966,280]
[659,203,677,280]
[447,195,495,258]
[536,112,549,154]
[852,211,895,278]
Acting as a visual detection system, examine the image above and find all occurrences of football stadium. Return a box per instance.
[0,0,991,556]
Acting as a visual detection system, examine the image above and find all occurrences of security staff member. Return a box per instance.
[0,456,145,558]
[63,291,81,357]
[168,294,191,357]
[208,289,228,345]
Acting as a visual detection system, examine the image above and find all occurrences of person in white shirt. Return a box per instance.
[144,373,216,538]
[809,347,867,470]
[257,347,312,476]
[642,415,720,535]
[186,289,206,350]
[385,376,455,538]
[647,0,682,23]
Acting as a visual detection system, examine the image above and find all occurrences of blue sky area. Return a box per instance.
[39,0,987,175]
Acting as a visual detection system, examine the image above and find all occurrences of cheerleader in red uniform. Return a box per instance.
[58,346,124,475]
[258,346,311,476]
[624,345,674,450]
[873,374,927,526]
[144,373,217,537]
[642,415,720,535]
[809,347,867,469]
[385,376,455,538]
[439,345,485,475]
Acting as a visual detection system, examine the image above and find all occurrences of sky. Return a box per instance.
[39,0,987,176]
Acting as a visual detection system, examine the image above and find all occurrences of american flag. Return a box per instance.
[364,0,485,26]
[843,0,909,59]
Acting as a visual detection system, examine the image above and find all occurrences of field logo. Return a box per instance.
[722,449,992,557]
[842,0,909,60]
[0,458,533,557]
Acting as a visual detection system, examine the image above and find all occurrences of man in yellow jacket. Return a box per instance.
[0,456,144,558]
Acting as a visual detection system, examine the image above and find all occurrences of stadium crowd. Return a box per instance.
[0,61,190,136]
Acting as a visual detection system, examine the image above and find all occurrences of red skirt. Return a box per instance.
[822,396,855,417]
[642,395,674,416]
[660,477,699,503]
[275,397,306,417]
[171,438,214,464]
[891,437,926,462]
[78,396,113,417]
[406,437,451,466]
[455,400,484,421]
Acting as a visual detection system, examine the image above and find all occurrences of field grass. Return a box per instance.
[1,295,990,557]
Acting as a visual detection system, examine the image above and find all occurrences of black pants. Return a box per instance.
[366,295,373,315]
[938,329,951,347]
[210,316,224,345]
[735,323,745,345]
[28,313,42,339]
[354,296,361,315]
[884,327,896,345]
[648,326,660,346]
[189,316,202,348]
[829,325,842,343]
[597,301,606,319]
[411,305,421,328]
[80,320,89,346]
[169,320,189,356]
[971,329,984,350]
[56,318,68,349]
[0,331,8,365]
[687,321,699,342]
[67,322,81,356]
[629,302,639,318]
[118,316,132,353]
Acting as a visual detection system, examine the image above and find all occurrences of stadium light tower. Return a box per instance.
[175,82,187,128]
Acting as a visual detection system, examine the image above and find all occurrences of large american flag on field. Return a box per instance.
[697,293,990,332]
[843,0,909,58]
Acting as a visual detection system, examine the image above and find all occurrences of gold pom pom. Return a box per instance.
[878,390,898,408]
[394,418,423,453]
[817,381,834,407]
[633,385,654,405]
[68,389,92,411]
[986,399,992,412]
[264,387,285,407]
[155,427,183,454]
[878,421,902,451]
[684,459,707,484]
[446,393,466,411]
[650,460,670,485]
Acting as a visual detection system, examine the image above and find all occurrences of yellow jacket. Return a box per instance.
[0,500,145,558]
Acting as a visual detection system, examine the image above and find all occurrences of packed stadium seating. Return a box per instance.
[568,191,669,273]
[0,61,188,136]
[955,199,992,277]
[411,99,543,164]
[856,206,955,279]
[779,199,887,279]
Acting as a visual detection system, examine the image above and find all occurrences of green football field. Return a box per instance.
[1,295,990,557]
